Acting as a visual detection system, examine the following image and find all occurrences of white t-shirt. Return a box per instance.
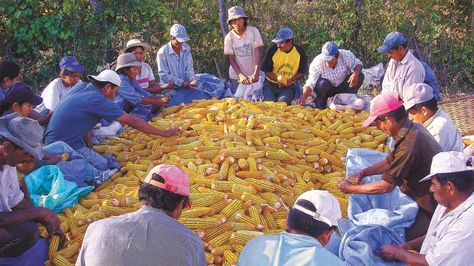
[0,165,24,212]
[224,26,263,80]
[136,62,155,89]
[38,78,82,111]
[420,193,474,265]
[423,108,464,152]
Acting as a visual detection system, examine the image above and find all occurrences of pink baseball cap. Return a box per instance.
[144,165,190,196]
[362,92,404,127]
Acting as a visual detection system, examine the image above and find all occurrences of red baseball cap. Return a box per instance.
[144,165,190,196]
[362,92,404,127]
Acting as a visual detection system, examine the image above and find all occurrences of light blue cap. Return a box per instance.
[320,41,339,61]
[170,24,190,42]
[272,27,294,44]
[377,31,406,53]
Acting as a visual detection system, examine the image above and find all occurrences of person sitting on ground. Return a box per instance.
[0,82,43,117]
[44,70,180,185]
[378,31,425,95]
[77,165,206,266]
[337,92,442,240]
[411,51,442,102]
[115,53,167,120]
[403,83,463,152]
[224,6,263,94]
[0,114,62,257]
[36,56,86,112]
[261,27,308,105]
[300,41,364,109]
[0,61,21,100]
[379,151,474,265]
[237,190,344,266]
[122,39,173,93]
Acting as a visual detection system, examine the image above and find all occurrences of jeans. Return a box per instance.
[0,221,39,257]
[262,80,296,105]
[314,73,365,109]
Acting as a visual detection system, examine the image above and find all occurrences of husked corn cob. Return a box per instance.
[180,217,221,229]
[223,249,239,265]
[53,254,72,266]
[57,242,80,259]
[208,230,233,248]
[49,235,61,256]
[220,199,243,217]
[230,230,264,245]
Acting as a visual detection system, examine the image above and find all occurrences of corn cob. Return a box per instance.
[230,230,264,245]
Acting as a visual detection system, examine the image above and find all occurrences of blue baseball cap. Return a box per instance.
[170,24,190,42]
[377,32,407,53]
[59,56,86,73]
[4,82,43,106]
[320,41,339,61]
[272,27,294,44]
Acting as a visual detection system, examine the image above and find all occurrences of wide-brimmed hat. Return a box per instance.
[0,113,44,159]
[121,39,150,54]
[88,70,121,87]
[115,53,142,72]
[227,6,248,23]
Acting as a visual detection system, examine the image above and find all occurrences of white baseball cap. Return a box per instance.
[88,70,121,87]
[292,190,342,227]
[420,151,474,182]
[403,83,434,110]
[170,24,190,43]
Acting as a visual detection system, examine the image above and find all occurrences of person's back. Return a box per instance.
[76,206,204,266]
[238,231,345,266]
[424,108,463,152]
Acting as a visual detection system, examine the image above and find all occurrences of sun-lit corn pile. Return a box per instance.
[44,98,388,266]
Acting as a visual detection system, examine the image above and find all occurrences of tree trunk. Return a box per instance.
[218,0,228,38]
[352,0,363,53]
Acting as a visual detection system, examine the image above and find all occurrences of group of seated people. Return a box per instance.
[0,4,471,266]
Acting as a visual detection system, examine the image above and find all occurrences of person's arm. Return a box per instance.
[250,46,262,83]
[379,244,428,266]
[229,55,250,84]
[402,235,426,251]
[141,97,167,107]
[115,113,181,137]
[157,47,185,87]
[338,179,396,194]
[299,57,320,103]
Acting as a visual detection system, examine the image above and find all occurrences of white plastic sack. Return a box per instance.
[234,73,265,101]
[327,93,372,112]
[361,63,384,90]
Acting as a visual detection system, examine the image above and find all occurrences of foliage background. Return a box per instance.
[0,0,473,96]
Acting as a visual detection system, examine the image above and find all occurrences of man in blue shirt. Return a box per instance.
[44,70,180,184]
[237,190,346,266]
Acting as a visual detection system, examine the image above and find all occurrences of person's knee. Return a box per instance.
[315,78,332,94]
[0,221,39,257]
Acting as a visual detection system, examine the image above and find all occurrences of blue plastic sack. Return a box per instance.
[24,166,94,213]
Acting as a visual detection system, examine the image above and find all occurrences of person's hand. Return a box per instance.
[399,242,413,250]
[36,207,64,240]
[182,81,192,89]
[38,111,52,126]
[379,244,403,261]
[348,72,360,88]
[46,153,63,165]
[346,170,365,184]
[190,79,199,87]
[238,73,251,85]
[162,80,175,90]
[159,128,182,137]
[298,86,313,104]
[336,179,354,194]
[250,73,259,83]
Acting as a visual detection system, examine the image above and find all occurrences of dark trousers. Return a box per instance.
[314,73,365,109]
[262,80,296,105]
[405,208,432,241]
[0,221,39,257]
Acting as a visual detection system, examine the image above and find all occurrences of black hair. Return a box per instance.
[287,199,331,237]
[61,69,74,76]
[91,79,114,89]
[0,61,21,82]
[390,42,408,51]
[0,136,21,150]
[378,105,407,123]
[228,17,248,27]
[436,170,474,194]
[116,68,127,76]
[138,174,187,212]
[125,46,144,54]
[410,97,438,112]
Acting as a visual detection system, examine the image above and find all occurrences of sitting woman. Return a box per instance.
[114,53,167,121]
[122,39,173,93]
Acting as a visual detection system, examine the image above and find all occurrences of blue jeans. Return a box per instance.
[262,80,296,105]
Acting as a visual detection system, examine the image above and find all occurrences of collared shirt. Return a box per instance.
[136,62,155,89]
[237,231,346,266]
[0,165,24,212]
[304,49,363,89]
[261,44,308,84]
[382,50,425,95]
[76,206,206,266]
[383,118,442,213]
[420,193,474,266]
[37,78,83,111]
[157,42,196,87]
[423,108,464,152]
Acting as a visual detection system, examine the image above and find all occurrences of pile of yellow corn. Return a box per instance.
[45,98,388,266]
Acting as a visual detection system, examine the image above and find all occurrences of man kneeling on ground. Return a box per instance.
[237,190,345,265]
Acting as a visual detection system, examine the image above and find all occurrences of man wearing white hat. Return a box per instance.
[403,82,463,152]
[237,190,345,266]
[380,151,474,265]
[0,114,62,257]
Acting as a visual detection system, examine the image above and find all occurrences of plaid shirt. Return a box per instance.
[304,49,363,89]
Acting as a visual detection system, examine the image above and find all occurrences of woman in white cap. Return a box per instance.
[224,6,264,95]
[122,39,173,93]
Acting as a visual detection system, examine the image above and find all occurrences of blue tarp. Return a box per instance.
[166,73,226,107]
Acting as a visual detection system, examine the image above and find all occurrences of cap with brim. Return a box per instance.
[420,151,474,182]
[121,39,150,54]
[59,56,86,73]
[115,53,142,72]
[144,165,190,196]
[377,31,407,53]
[292,190,341,227]
[362,92,404,127]
[0,113,44,159]
[5,83,43,106]
[88,69,122,87]
[227,6,248,23]
[320,41,339,62]
[272,27,294,44]
[170,24,190,43]
[403,83,434,110]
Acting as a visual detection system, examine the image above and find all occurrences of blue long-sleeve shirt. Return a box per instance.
[156,42,196,87]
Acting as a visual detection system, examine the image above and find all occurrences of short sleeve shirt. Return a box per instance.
[261,44,308,84]
[135,62,155,89]
[114,74,151,109]
[44,83,124,149]
[0,165,24,212]
[382,50,425,95]
[423,108,464,152]
[224,26,264,80]
[382,119,442,211]
[40,78,83,111]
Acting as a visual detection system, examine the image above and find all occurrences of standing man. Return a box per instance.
[300,41,364,109]
[403,83,463,152]
[337,92,442,240]
[378,31,425,95]
[380,151,474,265]
[261,27,308,105]
[77,165,206,266]
[0,114,62,257]
[224,6,264,94]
